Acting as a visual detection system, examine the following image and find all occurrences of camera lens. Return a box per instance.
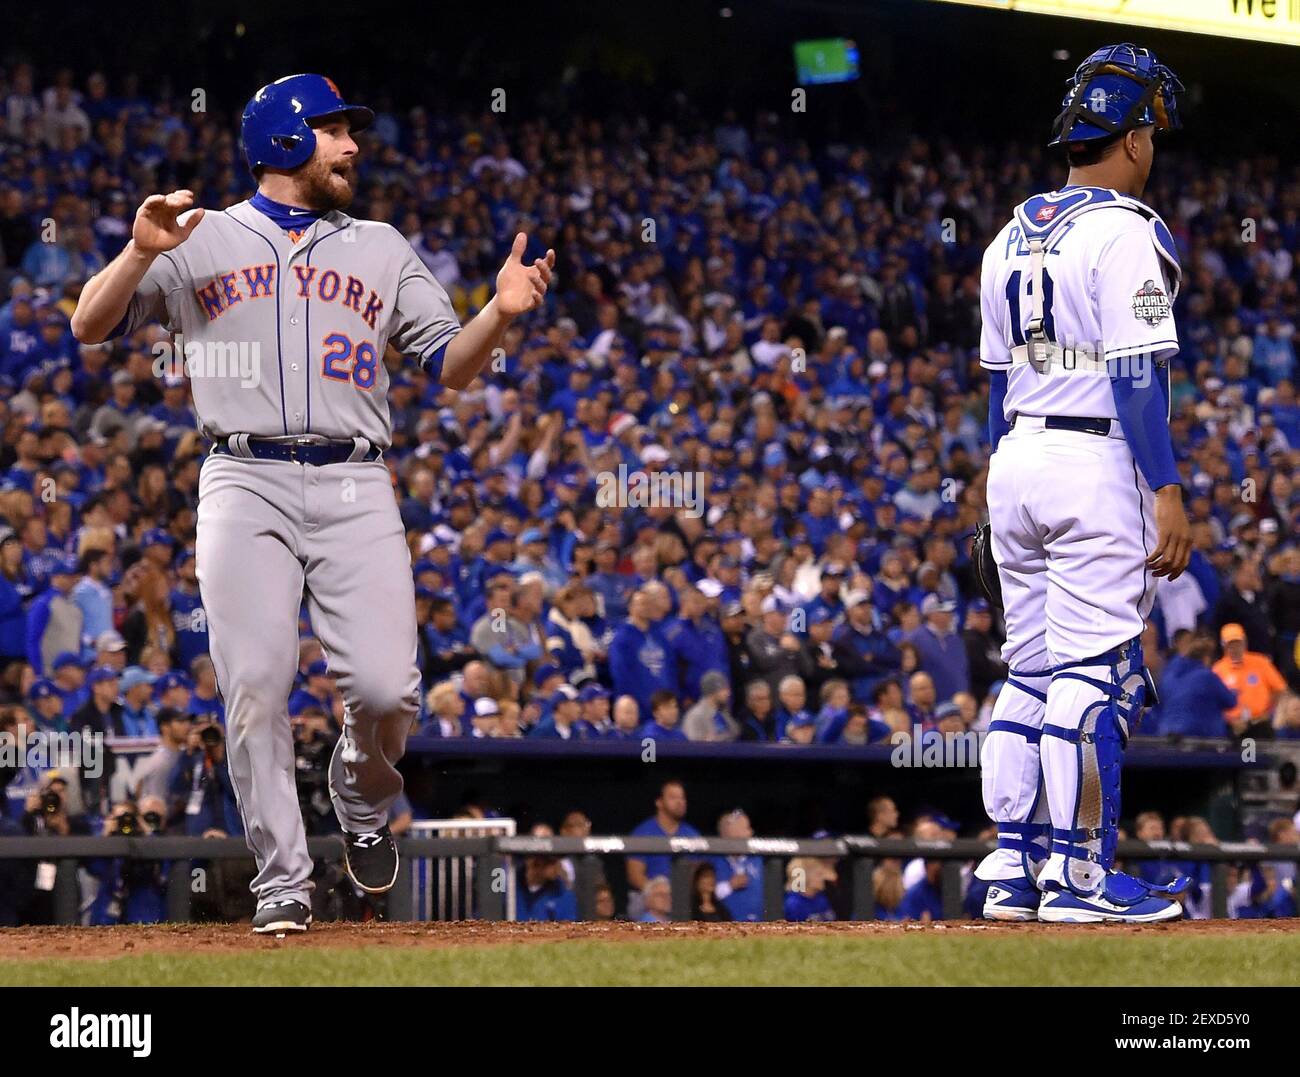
[142,811,163,829]
[41,790,62,814]
[117,811,138,835]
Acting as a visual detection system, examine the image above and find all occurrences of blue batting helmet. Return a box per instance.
[240,73,374,171]
[1049,44,1183,147]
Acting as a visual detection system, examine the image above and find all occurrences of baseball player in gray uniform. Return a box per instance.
[71,74,555,934]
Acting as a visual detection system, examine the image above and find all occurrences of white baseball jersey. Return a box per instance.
[976,192,1184,900]
[979,186,1181,421]
[116,200,461,448]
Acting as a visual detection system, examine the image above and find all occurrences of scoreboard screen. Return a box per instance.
[794,38,861,84]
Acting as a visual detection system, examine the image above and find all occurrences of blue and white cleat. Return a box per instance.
[1038,872,1184,924]
[983,876,1042,921]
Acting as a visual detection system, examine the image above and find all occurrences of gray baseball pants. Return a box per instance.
[195,453,421,908]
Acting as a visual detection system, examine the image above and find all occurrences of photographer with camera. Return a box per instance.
[84,799,167,925]
[137,794,169,835]
[292,705,340,836]
[168,719,242,838]
[17,772,92,924]
[22,774,91,838]
[167,730,256,924]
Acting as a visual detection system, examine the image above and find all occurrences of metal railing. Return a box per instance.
[0,833,1296,923]
[407,819,516,921]
[0,835,499,925]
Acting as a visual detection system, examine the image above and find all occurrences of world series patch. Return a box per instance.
[1131,279,1170,326]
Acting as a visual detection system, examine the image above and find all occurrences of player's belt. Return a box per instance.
[1013,415,1114,438]
[212,433,382,465]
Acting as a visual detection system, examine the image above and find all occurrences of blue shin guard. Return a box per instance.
[1040,639,1189,899]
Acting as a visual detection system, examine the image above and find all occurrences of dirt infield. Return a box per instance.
[1,916,1293,961]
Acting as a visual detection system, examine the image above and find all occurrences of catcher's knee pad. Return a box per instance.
[1040,638,1152,894]
[978,669,1051,879]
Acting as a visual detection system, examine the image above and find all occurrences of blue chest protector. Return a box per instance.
[1012,186,1180,298]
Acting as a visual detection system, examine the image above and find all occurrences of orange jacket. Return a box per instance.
[1212,652,1286,723]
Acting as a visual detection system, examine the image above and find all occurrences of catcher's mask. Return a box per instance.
[1049,43,1183,147]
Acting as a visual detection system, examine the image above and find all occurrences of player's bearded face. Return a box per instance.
[300,150,356,211]
[299,123,358,211]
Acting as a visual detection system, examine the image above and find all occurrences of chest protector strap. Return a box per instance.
[1009,188,1180,375]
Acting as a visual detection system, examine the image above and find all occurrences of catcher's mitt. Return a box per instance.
[971,522,1003,612]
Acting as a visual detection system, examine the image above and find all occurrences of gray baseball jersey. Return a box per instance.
[113,199,452,908]
[116,200,460,447]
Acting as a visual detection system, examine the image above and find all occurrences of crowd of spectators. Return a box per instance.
[0,63,1299,922]
[510,780,1298,923]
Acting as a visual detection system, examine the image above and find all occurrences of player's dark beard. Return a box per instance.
[299,157,355,212]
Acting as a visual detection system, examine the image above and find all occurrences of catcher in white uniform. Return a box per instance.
[972,45,1193,923]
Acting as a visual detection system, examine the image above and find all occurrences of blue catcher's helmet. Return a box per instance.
[240,73,374,172]
[1049,44,1183,147]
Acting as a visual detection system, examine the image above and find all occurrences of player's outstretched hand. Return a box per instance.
[133,190,204,255]
[1147,485,1191,580]
[496,232,556,316]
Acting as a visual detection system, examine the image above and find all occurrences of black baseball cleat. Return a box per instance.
[342,825,400,894]
[251,899,312,934]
